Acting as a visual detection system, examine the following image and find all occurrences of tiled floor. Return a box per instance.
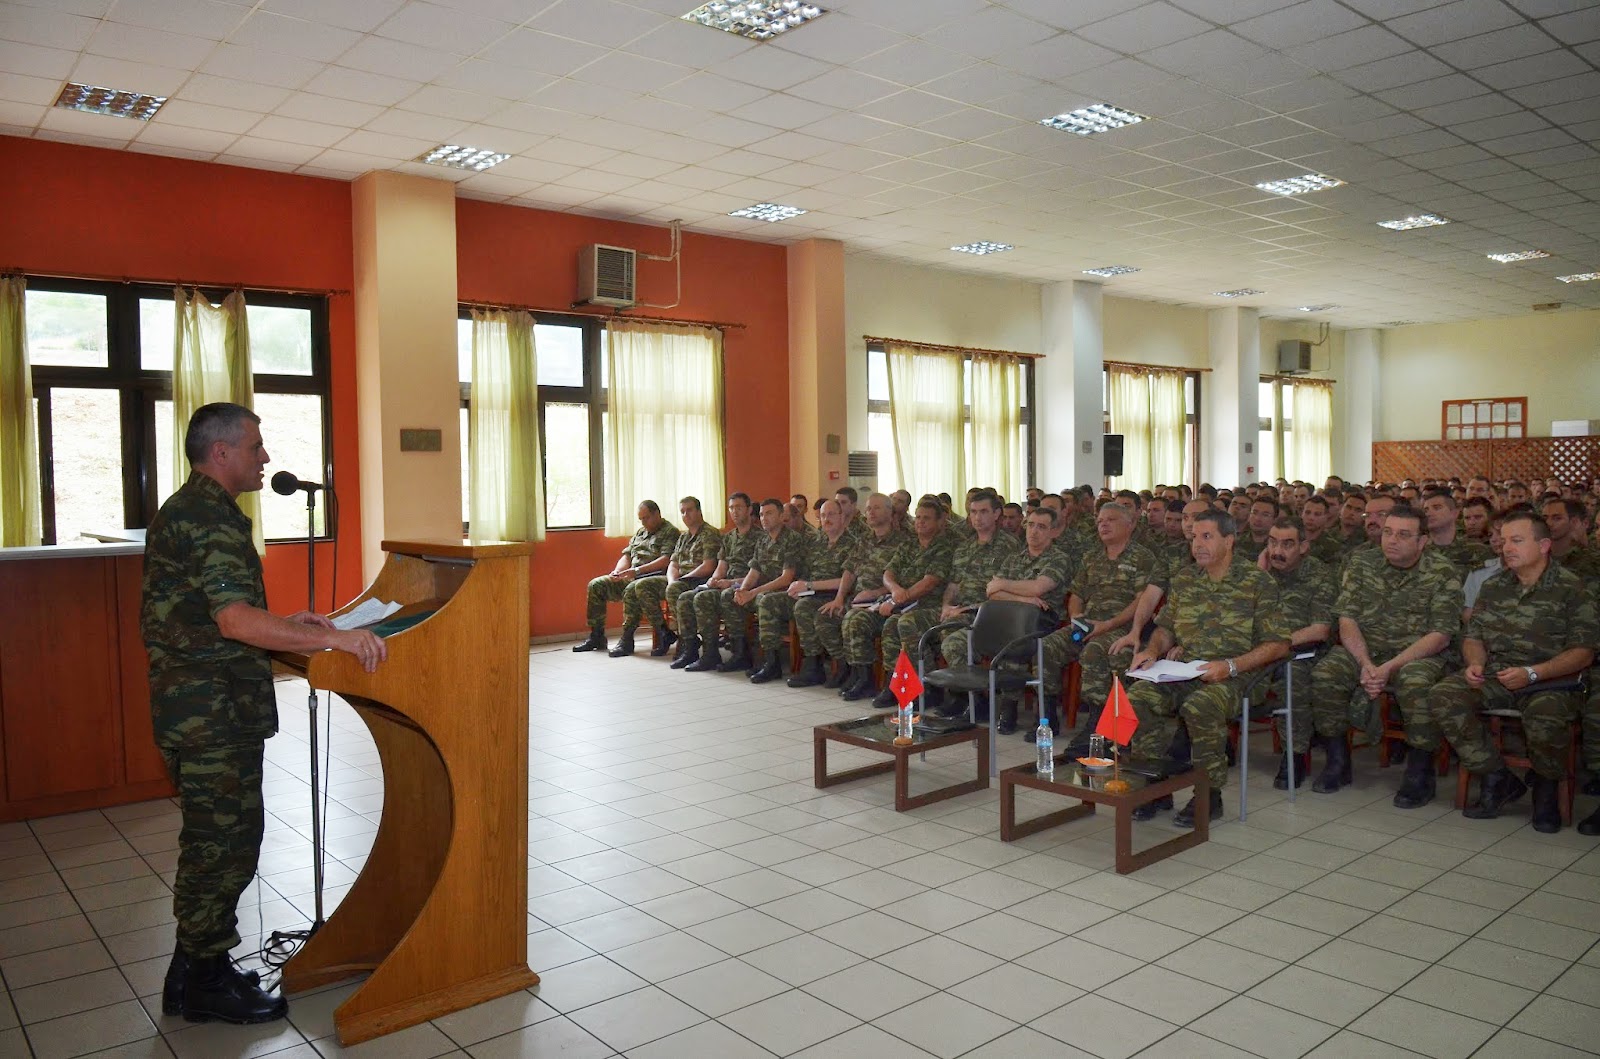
[4,643,1600,1058]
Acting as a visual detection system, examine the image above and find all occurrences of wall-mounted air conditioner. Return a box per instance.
[847,451,878,493]
[1278,339,1312,374]
[578,244,636,307]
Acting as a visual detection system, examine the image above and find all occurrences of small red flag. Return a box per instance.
[889,650,923,707]
[1095,676,1139,746]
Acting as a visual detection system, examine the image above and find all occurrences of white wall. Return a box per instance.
[1103,296,1209,369]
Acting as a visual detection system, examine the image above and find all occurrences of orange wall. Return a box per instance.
[455,200,791,636]
[0,136,362,614]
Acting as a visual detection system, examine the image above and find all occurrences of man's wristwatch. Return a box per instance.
[1525,666,1539,685]
[1226,658,1239,678]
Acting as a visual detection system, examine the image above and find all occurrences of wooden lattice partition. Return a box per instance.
[1373,436,1600,484]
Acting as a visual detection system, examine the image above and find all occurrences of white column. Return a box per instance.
[1341,328,1379,481]
[1038,280,1104,489]
[1204,307,1260,486]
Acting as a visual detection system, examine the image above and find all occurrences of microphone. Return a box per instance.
[271,471,324,495]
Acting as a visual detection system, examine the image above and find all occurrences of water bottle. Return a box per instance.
[1036,718,1054,776]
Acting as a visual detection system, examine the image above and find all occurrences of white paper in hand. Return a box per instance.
[332,598,402,631]
[1125,659,1210,683]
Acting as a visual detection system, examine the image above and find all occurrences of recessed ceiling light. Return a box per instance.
[1487,250,1550,263]
[54,81,166,120]
[683,1,825,41]
[1039,103,1147,136]
[1296,304,1338,312]
[1214,288,1263,298]
[1083,265,1139,277]
[729,202,807,222]
[1556,272,1599,283]
[951,241,1013,255]
[1256,174,1345,196]
[1377,214,1449,230]
[417,144,510,171]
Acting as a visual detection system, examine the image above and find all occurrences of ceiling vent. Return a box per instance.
[578,244,636,308]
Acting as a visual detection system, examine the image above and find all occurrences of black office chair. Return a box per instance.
[916,601,1051,777]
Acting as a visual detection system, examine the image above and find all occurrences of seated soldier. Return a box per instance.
[1461,496,1493,540]
[574,501,679,655]
[1127,510,1292,826]
[780,499,856,687]
[636,496,719,659]
[1242,496,1277,561]
[1227,492,1252,527]
[833,485,867,542]
[687,498,797,673]
[786,499,817,539]
[1300,495,1344,565]
[832,494,910,700]
[1505,480,1531,508]
[1000,502,1025,539]
[1026,487,1044,504]
[1422,489,1493,575]
[982,507,1071,732]
[1431,512,1597,832]
[1461,513,1507,621]
[1041,502,1157,751]
[1336,491,1366,548]
[1262,516,1336,789]
[869,499,955,707]
[929,491,1021,716]
[678,493,758,670]
[739,499,807,680]
[890,489,914,534]
[1308,505,1461,803]
[1545,497,1600,578]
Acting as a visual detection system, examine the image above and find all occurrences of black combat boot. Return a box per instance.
[650,627,678,657]
[1463,766,1528,819]
[787,655,825,688]
[717,637,750,673]
[1274,752,1310,790]
[1579,804,1600,837]
[1312,735,1350,794]
[686,639,722,671]
[180,953,286,1024]
[165,951,260,1016]
[1132,794,1173,821]
[1174,789,1223,829]
[572,626,606,653]
[1062,708,1099,757]
[608,627,637,657]
[840,665,876,701]
[670,635,700,669]
[1529,775,1562,834]
[1392,746,1437,809]
[872,685,898,709]
[750,649,783,684]
[822,658,848,689]
[996,697,1019,736]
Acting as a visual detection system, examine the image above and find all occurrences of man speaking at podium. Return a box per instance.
[142,402,386,1025]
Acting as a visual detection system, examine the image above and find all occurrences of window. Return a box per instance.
[1258,377,1295,483]
[458,311,605,530]
[1100,367,1203,489]
[865,344,1034,495]
[24,278,332,545]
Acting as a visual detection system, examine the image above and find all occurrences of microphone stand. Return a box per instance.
[302,486,327,934]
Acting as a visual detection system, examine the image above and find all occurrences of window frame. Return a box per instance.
[24,276,334,545]
[1258,376,1296,483]
[1099,366,1204,490]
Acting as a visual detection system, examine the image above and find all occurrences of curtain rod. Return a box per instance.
[864,335,1041,360]
[1262,373,1335,385]
[5,268,348,298]
[462,299,744,330]
[1105,359,1211,374]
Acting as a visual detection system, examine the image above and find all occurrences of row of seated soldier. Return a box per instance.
[573,476,1600,836]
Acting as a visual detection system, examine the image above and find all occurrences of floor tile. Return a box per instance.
[873,994,1016,1059]
[959,1026,1096,1059]
[561,907,675,953]
[1075,912,1197,962]
[529,955,648,1013]
[1097,963,1234,1025]
[1295,873,1408,913]
[604,931,726,982]
[1030,994,1176,1059]
[567,985,705,1053]
[1505,993,1600,1053]
[0,938,115,990]
[739,933,862,987]
[718,990,858,1056]
[877,934,1003,990]
[948,962,1082,1024]
[1190,995,1335,1059]
[1016,936,1146,992]
[800,960,935,1023]
[625,1018,776,1059]
[788,1022,936,1059]
[683,909,799,957]
[1301,1030,1430,1058]
[706,869,811,906]
[1475,912,1596,960]
[14,967,135,1024]
[466,1015,613,1058]
[1341,914,1467,962]
[1247,965,1385,1027]
[757,888,867,930]
[811,910,930,958]
[1393,964,1533,1027]
[1208,914,1331,962]
[1348,996,1495,1059]
[1133,892,1246,935]
[1137,1028,1259,1058]
[26,1000,158,1059]
[944,911,1062,960]
[1543,961,1600,1009]
[656,958,790,1018]
[1435,937,1569,991]
[633,888,743,930]
[1470,1027,1592,1059]
[879,889,991,932]
[1158,938,1288,993]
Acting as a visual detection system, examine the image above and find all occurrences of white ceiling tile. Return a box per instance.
[839,0,986,35]
[106,0,245,40]
[69,53,190,95]
[1386,0,1526,45]
[0,6,98,50]
[797,110,899,144]
[375,1,517,54]
[1413,92,1523,125]
[363,107,467,141]
[84,21,217,69]
[229,12,361,63]
[861,39,972,89]
[155,98,265,133]
[919,5,1059,59]
[219,134,326,164]
[528,0,658,49]
[336,128,439,158]
[1539,7,1600,44]
[857,89,965,126]
[1284,24,1413,70]
[1076,2,1216,52]
[1476,49,1591,91]
[601,98,701,134]
[200,44,323,89]
[481,155,575,182]
[131,123,233,154]
[621,19,756,66]
[1333,49,1453,90]
[260,0,407,34]
[250,114,356,147]
[337,35,460,82]
[767,12,906,65]
[478,29,607,76]
[302,148,400,175]
[0,71,61,107]
[791,68,908,110]
[0,39,75,80]
[568,51,691,95]
[302,65,421,105]
[530,77,637,116]
[431,60,553,101]
[652,71,769,112]
[1231,0,1370,49]
[715,41,832,91]
[274,92,385,127]
[396,84,501,122]
[1432,25,1561,67]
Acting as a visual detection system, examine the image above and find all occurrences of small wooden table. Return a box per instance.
[1000,758,1209,874]
[814,716,989,812]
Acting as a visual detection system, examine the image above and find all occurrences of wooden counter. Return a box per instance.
[0,548,173,821]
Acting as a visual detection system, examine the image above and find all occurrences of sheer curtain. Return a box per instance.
[172,288,262,554]
[1148,368,1186,487]
[469,309,544,542]
[1107,368,1151,491]
[603,321,725,537]
[0,275,41,546]
[1291,380,1334,482]
[969,353,1023,500]
[886,342,964,500]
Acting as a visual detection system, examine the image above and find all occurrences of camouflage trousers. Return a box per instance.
[840,607,887,665]
[1583,667,1600,772]
[160,741,265,958]
[1430,674,1580,779]
[755,593,795,650]
[1310,646,1447,747]
[694,586,755,645]
[1257,659,1315,753]
[939,618,976,669]
[884,608,941,669]
[1129,676,1248,788]
[625,576,681,632]
[1041,631,1131,710]
[583,575,662,629]
[793,597,845,659]
[665,581,698,636]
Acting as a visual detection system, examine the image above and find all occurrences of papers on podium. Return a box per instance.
[332,598,402,630]
[1126,659,1209,683]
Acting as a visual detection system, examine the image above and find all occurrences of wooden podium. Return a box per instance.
[274,538,538,1045]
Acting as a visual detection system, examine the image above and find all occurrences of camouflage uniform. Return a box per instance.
[1556,547,1600,772]
[790,530,860,658]
[1265,556,1338,753]
[721,527,804,650]
[1432,533,1494,577]
[1306,532,1346,567]
[1430,562,1598,779]
[983,545,1073,691]
[938,532,1022,666]
[584,521,680,628]
[877,533,956,668]
[642,524,720,632]
[1042,542,1157,717]
[1310,549,1460,746]
[683,523,757,642]
[1128,563,1293,788]
[141,471,273,959]
[836,528,906,665]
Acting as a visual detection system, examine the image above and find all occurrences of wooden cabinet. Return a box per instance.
[0,552,173,821]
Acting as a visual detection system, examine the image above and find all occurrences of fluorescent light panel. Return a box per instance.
[1083,265,1139,277]
[951,241,1012,255]
[1377,214,1449,230]
[1256,173,1344,196]
[682,1,825,40]
[1296,304,1338,312]
[1039,103,1147,136]
[1214,288,1263,298]
[54,82,166,120]
[1556,272,1599,283]
[1486,250,1549,263]
[417,144,510,171]
[729,202,807,222]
